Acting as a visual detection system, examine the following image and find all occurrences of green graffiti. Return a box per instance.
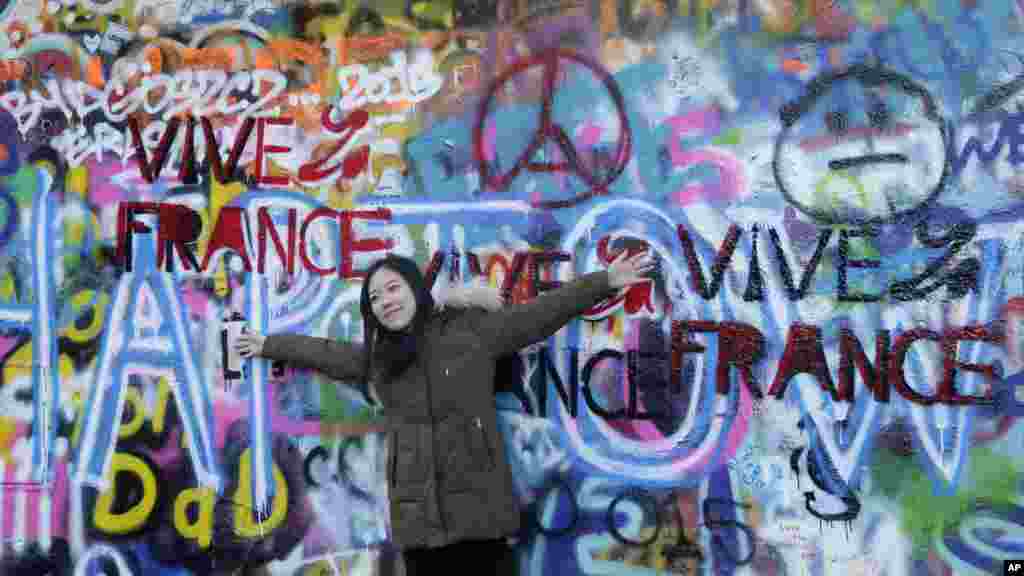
[871,444,1022,558]
[711,128,743,147]
[9,165,42,205]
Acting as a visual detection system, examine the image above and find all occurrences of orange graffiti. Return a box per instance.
[340,34,408,64]
[254,47,276,70]
[143,45,164,74]
[0,59,26,82]
[782,58,809,74]
[86,55,104,87]
[267,38,325,67]
[180,47,234,70]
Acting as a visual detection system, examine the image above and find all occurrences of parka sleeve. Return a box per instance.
[476,270,615,357]
[261,333,365,382]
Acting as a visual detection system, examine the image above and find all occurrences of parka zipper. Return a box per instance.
[423,355,447,535]
[389,433,397,489]
[474,416,494,468]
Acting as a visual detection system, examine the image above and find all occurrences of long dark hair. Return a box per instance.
[358,254,435,404]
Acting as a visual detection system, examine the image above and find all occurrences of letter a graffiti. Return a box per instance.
[73,232,220,491]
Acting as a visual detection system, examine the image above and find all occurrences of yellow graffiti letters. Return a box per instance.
[64,290,110,343]
[233,448,289,538]
[174,486,215,549]
[92,452,159,535]
[117,387,146,439]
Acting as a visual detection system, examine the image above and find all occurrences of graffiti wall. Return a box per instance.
[3,0,1024,574]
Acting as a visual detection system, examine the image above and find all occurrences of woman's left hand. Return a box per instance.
[235,331,267,358]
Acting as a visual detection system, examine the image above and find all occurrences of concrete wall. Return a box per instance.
[0,0,1022,574]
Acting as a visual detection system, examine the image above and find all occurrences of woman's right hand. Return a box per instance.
[235,331,266,358]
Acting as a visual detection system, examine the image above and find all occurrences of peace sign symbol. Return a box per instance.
[473,48,632,209]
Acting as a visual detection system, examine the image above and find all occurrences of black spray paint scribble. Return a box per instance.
[790,415,861,528]
[522,480,757,569]
[773,64,950,226]
[966,52,1024,121]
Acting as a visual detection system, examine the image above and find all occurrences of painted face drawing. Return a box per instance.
[773,65,950,226]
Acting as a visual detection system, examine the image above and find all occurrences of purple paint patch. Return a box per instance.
[0,336,19,359]
[84,159,132,204]
[179,283,211,317]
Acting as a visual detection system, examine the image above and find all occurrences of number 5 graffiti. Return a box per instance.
[663,107,747,206]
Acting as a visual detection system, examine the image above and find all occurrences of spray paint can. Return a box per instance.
[221,312,246,390]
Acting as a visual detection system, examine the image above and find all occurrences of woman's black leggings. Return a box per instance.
[403,538,518,576]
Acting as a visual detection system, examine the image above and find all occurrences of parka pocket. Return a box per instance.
[391,424,430,488]
[438,416,468,491]
[388,433,397,489]
[393,499,428,548]
[437,415,494,491]
[469,416,495,471]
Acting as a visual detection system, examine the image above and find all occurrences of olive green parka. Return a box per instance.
[261,271,614,549]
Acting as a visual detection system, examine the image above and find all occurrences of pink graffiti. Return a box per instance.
[268,383,324,437]
[0,460,67,541]
[611,320,666,443]
[575,123,603,148]
[83,159,133,205]
[665,108,747,206]
[149,428,186,469]
[51,461,67,539]
[179,284,212,319]
[0,336,19,359]
[213,384,322,452]
[481,121,497,164]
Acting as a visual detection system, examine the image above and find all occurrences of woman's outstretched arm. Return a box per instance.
[477,250,654,357]
[233,283,503,380]
[236,331,364,382]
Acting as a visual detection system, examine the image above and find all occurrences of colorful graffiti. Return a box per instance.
[1,0,1023,574]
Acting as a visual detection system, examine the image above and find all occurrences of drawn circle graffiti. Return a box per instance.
[526,476,578,537]
[606,487,662,547]
[547,201,755,487]
[473,48,632,209]
[526,480,754,569]
[772,64,950,226]
[936,501,1024,574]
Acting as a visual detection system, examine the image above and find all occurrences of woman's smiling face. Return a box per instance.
[367,266,417,332]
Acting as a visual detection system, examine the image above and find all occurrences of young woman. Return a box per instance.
[236,250,653,575]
